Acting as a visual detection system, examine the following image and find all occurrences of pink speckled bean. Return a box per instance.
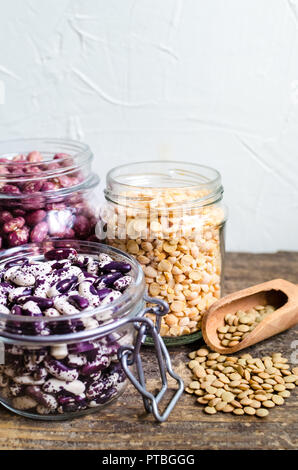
[12,154,26,162]
[46,162,60,171]
[23,181,43,193]
[7,227,30,247]
[3,217,25,233]
[0,148,97,249]
[42,181,59,191]
[13,209,26,217]
[30,221,48,243]
[50,228,75,239]
[0,211,13,224]
[26,210,47,226]
[45,203,66,211]
[58,176,73,188]
[74,215,90,238]
[0,185,21,194]
[53,153,69,160]
[25,166,42,175]
[27,151,43,163]
[53,153,74,168]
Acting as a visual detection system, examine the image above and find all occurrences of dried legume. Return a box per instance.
[0,150,98,248]
[216,305,276,348]
[0,248,134,416]
[100,186,225,337]
[185,347,297,418]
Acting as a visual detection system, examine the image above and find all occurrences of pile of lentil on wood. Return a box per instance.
[185,347,298,417]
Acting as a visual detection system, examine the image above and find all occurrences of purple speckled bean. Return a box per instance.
[33,367,48,381]
[10,383,24,396]
[68,295,89,310]
[4,257,29,270]
[11,305,22,316]
[8,287,32,302]
[45,248,77,261]
[94,272,122,289]
[113,275,133,291]
[17,296,54,310]
[66,354,87,368]
[0,281,14,292]
[42,181,57,191]
[99,290,122,305]
[68,341,99,354]
[24,356,40,373]
[80,355,110,376]
[26,385,58,411]
[93,387,118,405]
[101,261,131,274]
[44,357,78,382]
[96,288,113,301]
[56,275,78,294]
[57,395,75,406]
[50,260,72,270]
[86,380,105,400]
[43,378,85,396]
[34,278,50,298]
[22,301,42,317]
[77,271,97,283]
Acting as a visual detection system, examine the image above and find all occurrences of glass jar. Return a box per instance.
[0,240,183,421]
[98,161,227,345]
[0,139,99,249]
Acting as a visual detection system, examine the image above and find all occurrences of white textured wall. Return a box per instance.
[0,0,297,253]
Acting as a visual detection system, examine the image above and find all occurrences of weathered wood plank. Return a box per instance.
[0,252,297,450]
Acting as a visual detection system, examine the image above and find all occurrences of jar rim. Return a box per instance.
[0,173,100,200]
[0,138,91,162]
[0,138,98,196]
[0,240,146,343]
[105,160,223,209]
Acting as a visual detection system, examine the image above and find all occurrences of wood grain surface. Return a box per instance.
[0,252,297,450]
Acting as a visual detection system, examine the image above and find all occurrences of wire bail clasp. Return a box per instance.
[118,295,184,422]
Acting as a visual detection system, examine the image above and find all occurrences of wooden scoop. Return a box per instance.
[202,279,298,354]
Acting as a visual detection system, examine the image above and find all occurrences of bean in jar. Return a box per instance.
[99,161,227,344]
[0,245,135,417]
[0,241,183,421]
[0,139,99,249]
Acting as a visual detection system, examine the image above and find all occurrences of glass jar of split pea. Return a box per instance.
[97,161,227,345]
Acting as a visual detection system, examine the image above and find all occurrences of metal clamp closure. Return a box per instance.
[118,295,184,422]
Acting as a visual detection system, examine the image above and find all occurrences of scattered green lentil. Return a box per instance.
[186,347,297,418]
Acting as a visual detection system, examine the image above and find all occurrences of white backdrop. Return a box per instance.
[0,0,297,252]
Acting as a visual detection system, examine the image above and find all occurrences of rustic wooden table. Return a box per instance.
[0,252,297,450]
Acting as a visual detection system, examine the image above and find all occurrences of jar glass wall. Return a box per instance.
[0,139,100,249]
[98,161,227,345]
